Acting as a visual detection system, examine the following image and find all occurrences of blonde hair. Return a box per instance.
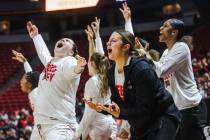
[90,53,110,98]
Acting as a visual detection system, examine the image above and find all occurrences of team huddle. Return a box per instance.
[11,2,207,140]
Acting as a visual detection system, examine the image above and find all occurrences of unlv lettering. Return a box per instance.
[43,62,57,81]
[116,85,124,100]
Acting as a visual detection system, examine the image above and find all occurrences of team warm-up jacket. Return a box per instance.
[107,57,181,139]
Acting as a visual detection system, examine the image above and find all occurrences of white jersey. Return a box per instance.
[154,42,202,110]
[75,75,116,139]
[24,61,32,73]
[32,34,80,126]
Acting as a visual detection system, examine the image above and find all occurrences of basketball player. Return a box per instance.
[12,50,41,140]
[26,21,86,140]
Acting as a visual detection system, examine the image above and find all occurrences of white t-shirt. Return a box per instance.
[114,57,131,101]
[115,68,125,101]
[154,42,202,110]
[32,34,80,126]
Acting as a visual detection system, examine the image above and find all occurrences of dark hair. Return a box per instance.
[24,71,40,90]
[168,18,185,41]
[115,30,139,57]
[168,19,194,50]
[59,38,79,57]
[90,53,110,98]
[72,42,78,57]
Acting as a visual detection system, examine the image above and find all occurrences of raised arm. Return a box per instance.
[120,2,134,35]
[85,25,95,59]
[26,21,52,67]
[74,55,87,74]
[91,17,105,55]
[12,50,32,72]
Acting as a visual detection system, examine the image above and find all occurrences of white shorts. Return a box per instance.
[37,123,76,140]
[88,117,117,140]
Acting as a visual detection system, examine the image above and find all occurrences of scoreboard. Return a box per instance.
[45,0,99,11]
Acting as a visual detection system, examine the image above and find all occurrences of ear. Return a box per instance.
[122,44,130,52]
[68,49,74,56]
[172,29,178,36]
[91,61,96,68]
[69,51,74,56]
[26,82,32,91]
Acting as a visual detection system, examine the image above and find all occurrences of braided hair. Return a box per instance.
[24,71,40,90]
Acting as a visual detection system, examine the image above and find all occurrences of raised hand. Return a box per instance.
[26,21,39,39]
[135,37,150,57]
[76,55,87,67]
[135,37,144,49]
[12,50,27,63]
[85,25,94,41]
[74,55,87,74]
[119,2,131,22]
[91,17,101,38]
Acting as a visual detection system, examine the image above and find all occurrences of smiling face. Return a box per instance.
[106,32,125,61]
[159,20,174,43]
[54,38,75,58]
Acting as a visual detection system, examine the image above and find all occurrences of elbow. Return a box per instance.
[158,70,169,78]
[155,66,169,78]
[155,68,163,78]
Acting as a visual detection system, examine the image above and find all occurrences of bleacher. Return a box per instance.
[0,83,30,111]
[0,43,36,111]
[0,43,36,85]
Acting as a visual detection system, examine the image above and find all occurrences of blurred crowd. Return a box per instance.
[0,107,85,140]
[192,52,210,97]
[0,109,33,140]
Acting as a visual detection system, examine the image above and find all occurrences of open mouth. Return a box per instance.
[57,43,63,48]
[107,48,112,54]
[159,31,163,38]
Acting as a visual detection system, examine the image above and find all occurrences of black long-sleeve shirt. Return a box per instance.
[107,57,181,139]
